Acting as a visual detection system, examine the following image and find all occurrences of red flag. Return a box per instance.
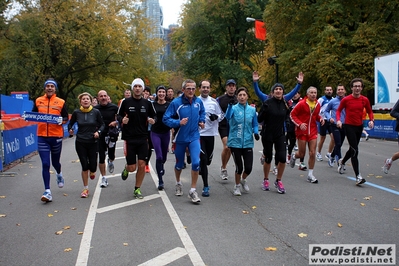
[255,20,266,41]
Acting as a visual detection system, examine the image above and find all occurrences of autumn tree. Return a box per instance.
[263,0,399,97]
[171,0,267,95]
[0,0,163,109]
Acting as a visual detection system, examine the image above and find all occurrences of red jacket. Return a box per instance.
[290,97,321,138]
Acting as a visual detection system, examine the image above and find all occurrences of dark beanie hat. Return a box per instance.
[271,83,285,92]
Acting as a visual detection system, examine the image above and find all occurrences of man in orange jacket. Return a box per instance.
[32,78,68,202]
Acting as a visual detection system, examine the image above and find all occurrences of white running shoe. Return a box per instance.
[382,158,392,174]
[316,153,323,161]
[240,179,249,192]
[100,176,108,188]
[233,185,241,196]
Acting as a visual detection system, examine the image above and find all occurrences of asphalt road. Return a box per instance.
[0,135,398,266]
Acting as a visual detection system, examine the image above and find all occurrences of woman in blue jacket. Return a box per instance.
[225,87,259,196]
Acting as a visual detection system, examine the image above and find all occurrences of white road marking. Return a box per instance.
[75,163,205,266]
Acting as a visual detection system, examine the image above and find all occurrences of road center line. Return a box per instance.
[345,176,399,195]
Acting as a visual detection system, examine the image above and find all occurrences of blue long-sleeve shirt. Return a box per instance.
[325,96,346,124]
[163,94,205,143]
[253,81,302,102]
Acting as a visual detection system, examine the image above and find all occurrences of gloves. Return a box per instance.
[57,116,63,125]
[229,98,237,105]
[209,113,218,121]
[254,133,260,141]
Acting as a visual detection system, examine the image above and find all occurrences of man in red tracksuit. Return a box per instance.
[289,86,324,183]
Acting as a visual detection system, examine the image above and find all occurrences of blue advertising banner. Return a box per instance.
[366,119,397,140]
[3,125,38,165]
[23,111,61,124]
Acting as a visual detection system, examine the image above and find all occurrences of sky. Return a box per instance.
[159,0,186,27]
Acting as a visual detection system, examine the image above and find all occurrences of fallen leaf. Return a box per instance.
[264,247,277,251]
[0,195,6,198]
[64,248,72,252]
[64,226,71,230]
[55,231,63,235]
[71,207,77,210]
[327,231,333,236]
[73,180,78,182]
[251,206,257,210]
[77,232,83,235]
[16,223,20,226]
[337,223,342,228]
[368,173,374,176]
[242,210,249,214]
[363,196,372,200]
[0,214,7,218]
[394,208,399,211]
[54,210,59,213]
[298,233,308,238]
[360,203,366,206]
[184,226,187,229]
[389,185,396,188]
[49,170,54,174]
[63,193,68,196]
[123,243,129,246]
[375,176,383,179]
[47,213,53,217]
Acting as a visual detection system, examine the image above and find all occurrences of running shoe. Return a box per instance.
[325,153,331,160]
[365,134,369,141]
[334,155,340,166]
[158,181,164,191]
[262,179,270,191]
[298,163,307,171]
[316,153,323,161]
[187,155,191,164]
[328,156,335,167]
[356,175,366,186]
[294,145,298,151]
[145,165,150,173]
[307,174,318,183]
[202,186,210,197]
[175,184,183,196]
[337,159,345,174]
[107,159,114,173]
[41,191,52,202]
[260,155,265,165]
[81,189,89,198]
[233,185,241,196]
[182,162,187,169]
[272,166,278,176]
[90,172,96,180]
[220,168,228,180]
[134,188,144,199]
[100,176,108,188]
[240,179,249,192]
[382,158,392,174]
[274,180,285,194]
[286,154,291,164]
[56,173,64,188]
[121,167,129,180]
[289,153,296,168]
[188,190,201,203]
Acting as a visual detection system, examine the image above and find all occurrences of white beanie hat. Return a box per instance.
[131,78,145,90]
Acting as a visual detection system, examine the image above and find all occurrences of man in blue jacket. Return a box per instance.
[163,79,206,203]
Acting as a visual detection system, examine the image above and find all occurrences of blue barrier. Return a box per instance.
[366,119,397,140]
[3,125,38,165]
[1,95,33,116]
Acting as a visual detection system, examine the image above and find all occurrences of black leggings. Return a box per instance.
[262,135,287,164]
[342,124,362,176]
[75,140,98,172]
[200,136,215,187]
[230,147,253,176]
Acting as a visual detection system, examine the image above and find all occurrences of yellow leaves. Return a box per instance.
[55,231,63,235]
[47,213,54,217]
[242,210,249,214]
[360,203,366,206]
[298,232,308,238]
[64,248,72,252]
[71,159,80,163]
[251,206,257,210]
[71,207,77,210]
[0,195,6,198]
[77,232,84,235]
[0,214,7,218]
[375,175,383,179]
[64,226,71,230]
[337,223,343,228]
[123,243,129,246]
[394,208,399,211]
[264,247,277,251]
[363,196,372,200]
